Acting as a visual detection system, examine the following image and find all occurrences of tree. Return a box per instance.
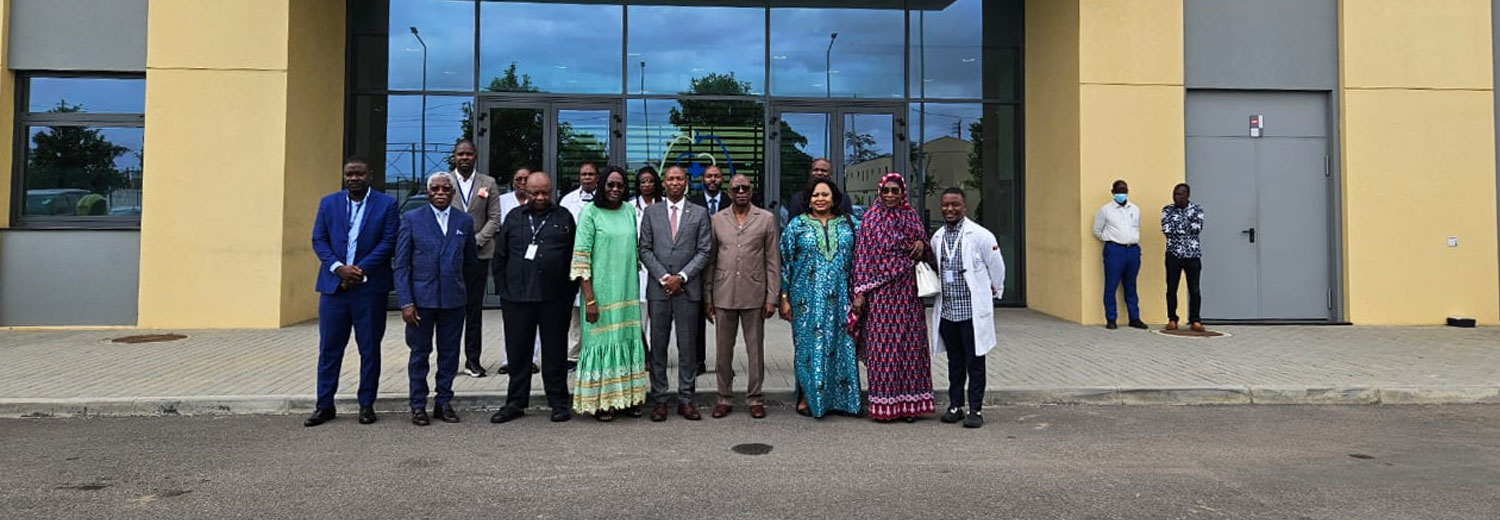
[27,101,130,194]
[454,62,543,179]
[844,130,879,163]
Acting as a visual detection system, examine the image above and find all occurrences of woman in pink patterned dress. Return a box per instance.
[850,172,935,422]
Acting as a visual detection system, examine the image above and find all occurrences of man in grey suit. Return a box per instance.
[444,140,503,378]
[638,164,712,422]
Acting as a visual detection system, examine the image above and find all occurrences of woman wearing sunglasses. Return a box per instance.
[571,166,649,421]
[850,172,935,422]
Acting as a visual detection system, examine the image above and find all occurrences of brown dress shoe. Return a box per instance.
[1190,322,1206,332]
[1166,320,1178,331]
[712,404,732,418]
[749,404,767,419]
[650,403,669,422]
[678,403,702,421]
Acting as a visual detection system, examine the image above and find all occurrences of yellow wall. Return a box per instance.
[0,0,13,228]
[1026,0,1185,324]
[138,0,344,328]
[1340,0,1500,324]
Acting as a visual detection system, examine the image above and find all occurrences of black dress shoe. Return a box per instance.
[434,405,461,423]
[463,362,488,378]
[358,406,377,425]
[411,408,431,426]
[303,408,335,427]
[940,407,966,424]
[1128,319,1149,330]
[1105,320,1118,330]
[551,408,573,422]
[963,411,984,428]
[497,364,511,375]
[490,405,525,424]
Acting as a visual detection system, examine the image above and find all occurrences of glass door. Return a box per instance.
[769,104,908,224]
[475,97,622,194]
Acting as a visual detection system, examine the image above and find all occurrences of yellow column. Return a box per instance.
[138,0,344,328]
[1340,0,1500,324]
[0,0,14,228]
[1025,0,1184,324]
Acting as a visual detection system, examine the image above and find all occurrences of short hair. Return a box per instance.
[941,187,967,200]
[1112,179,1128,191]
[662,164,687,177]
[579,161,599,171]
[453,139,476,150]
[811,157,832,167]
[426,172,452,189]
[802,178,846,217]
[344,156,370,168]
[1174,183,1191,195]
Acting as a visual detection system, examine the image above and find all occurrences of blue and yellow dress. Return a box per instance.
[779,213,863,417]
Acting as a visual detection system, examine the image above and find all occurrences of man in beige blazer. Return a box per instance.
[704,174,781,419]
[444,140,503,378]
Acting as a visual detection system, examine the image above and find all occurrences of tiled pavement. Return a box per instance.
[1,309,1497,416]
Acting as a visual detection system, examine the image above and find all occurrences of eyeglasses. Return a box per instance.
[604,181,628,189]
[729,185,751,193]
[880,187,902,195]
[429,186,454,193]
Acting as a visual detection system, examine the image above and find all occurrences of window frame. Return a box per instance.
[10,72,146,230]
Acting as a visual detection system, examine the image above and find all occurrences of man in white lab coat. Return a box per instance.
[928,187,1005,429]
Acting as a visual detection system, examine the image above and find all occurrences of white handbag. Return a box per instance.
[914,262,941,298]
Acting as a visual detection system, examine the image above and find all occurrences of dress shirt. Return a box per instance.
[661,197,690,284]
[939,221,973,322]
[432,205,451,235]
[560,187,596,220]
[499,190,525,221]
[704,192,723,214]
[1161,203,1205,259]
[331,191,369,273]
[1092,200,1141,245]
[451,169,477,209]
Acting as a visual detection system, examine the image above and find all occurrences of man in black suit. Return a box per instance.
[686,164,728,376]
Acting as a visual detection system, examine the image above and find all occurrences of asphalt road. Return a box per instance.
[3,405,1498,520]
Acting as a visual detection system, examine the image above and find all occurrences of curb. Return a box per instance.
[5,385,1500,418]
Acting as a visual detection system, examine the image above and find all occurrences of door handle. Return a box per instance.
[1241,227,1256,243]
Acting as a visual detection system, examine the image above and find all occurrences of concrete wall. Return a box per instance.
[1184,0,1338,90]
[137,0,344,328]
[0,231,140,326]
[1026,0,1185,324]
[1340,0,1499,324]
[7,0,148,71]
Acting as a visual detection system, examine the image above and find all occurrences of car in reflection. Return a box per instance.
[24,188,93,216]
[399,194,429,213]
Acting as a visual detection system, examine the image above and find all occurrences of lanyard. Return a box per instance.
[942,226,963,271]
[347,198,367,228]
[454,173,474,208]
[527,212,546,243]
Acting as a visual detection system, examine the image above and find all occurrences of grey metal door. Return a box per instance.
[1186,91,1333,320]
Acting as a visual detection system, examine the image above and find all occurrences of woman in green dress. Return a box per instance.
[572,167,649,421]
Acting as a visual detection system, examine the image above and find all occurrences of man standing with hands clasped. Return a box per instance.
[704,175,780,419]
[929,187,1005,429]
[1093,179,1146,330]
[638,164,712,422]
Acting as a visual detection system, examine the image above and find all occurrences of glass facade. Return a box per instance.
[346,0,1024,303]
[12,75,146,225]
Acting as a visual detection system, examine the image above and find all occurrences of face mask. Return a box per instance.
[1113,193,1128,205]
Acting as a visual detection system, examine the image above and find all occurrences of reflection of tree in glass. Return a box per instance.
[844,130,880,163]
[667,72,807,204]
[455,62,607,193]
[28,101,130,195]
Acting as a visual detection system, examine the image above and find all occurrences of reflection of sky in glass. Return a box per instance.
[778,112,829,160]
[628,5,764,95]
[770,8,904,98]
[28,78,145,113]
[844,112,895,157]
[480,2,621,94]
[385,94,469,183]
[389,0,476,91]
[911,0,984,99]
[912,103,981,144]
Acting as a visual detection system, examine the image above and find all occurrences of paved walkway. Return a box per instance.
[1,309,1497,416]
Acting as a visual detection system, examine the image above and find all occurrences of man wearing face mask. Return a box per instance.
[1093,179,1146,330]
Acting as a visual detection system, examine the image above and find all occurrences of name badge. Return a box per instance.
[944,270,955,284]
[524,244,538,260]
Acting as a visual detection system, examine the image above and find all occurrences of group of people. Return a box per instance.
[307,145,1007,430]
[1092,180,1206,331]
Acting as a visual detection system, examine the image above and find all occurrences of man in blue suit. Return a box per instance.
[306,156,399,427]
[395,173,478,426]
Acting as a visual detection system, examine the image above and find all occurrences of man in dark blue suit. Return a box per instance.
[306,156,399,427]
[395,173,478,426]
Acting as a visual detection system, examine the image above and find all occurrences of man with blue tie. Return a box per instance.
[395,173,478,426]
[306,156,399,427]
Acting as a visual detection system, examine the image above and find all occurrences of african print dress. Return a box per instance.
[780,214,863,417]
[570,203,649,414]
[852,203,935,420]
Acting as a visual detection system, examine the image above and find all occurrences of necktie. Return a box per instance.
[708,197,716,214]
[670,205,679,241]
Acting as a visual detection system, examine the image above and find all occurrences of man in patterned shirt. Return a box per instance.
[1161,183,1205,332]
[929,187,1006,429]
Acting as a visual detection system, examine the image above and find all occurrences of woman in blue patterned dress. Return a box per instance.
[778,178,862,418]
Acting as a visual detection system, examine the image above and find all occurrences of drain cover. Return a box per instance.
[111,334,187,344]
[730,443,773,456]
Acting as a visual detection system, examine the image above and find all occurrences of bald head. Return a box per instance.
[527,172,553,211]
[728,174,753,209]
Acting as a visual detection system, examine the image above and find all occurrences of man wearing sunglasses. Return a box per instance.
[786,157,853,220]
[703,175,781,419]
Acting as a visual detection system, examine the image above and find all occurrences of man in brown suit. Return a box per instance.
[704,174,781,419]
[444,140,504,378]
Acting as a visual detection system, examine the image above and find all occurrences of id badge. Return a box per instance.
[944,270,955,284]
[524,244,538,260]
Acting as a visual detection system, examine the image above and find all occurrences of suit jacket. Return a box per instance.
[311,190,399,295]
[394,206,478,310]
[638,198,712,302]
[687,191,729,216]
[446,170,503,259]
[705,205,781,310]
